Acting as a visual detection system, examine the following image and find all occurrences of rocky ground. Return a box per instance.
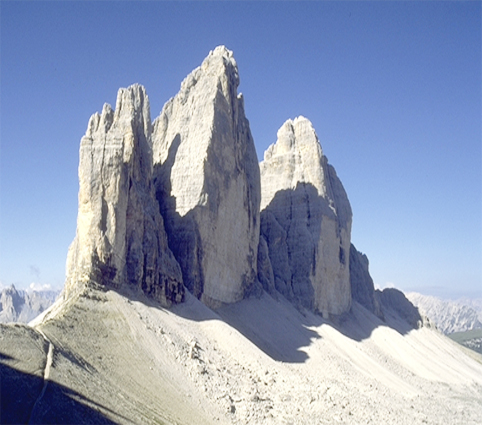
[2,287,482,424]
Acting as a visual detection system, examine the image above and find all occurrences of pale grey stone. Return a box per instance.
[257,236,276,295]
[64,84,184,306]
[152,46,260,307]
[349,244,383,319]
[260,117,352,317]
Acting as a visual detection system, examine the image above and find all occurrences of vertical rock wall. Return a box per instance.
[152,46,261,307]
[260,117,352,317]
[64,84,184,306]
[349,244,383,318]
[61,46,382,318]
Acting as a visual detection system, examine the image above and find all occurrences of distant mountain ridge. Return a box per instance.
[406,292,482,334]
[457,297,482,322]
[0,285,59,324]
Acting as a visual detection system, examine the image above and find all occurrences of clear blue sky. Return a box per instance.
[1,1,480,299]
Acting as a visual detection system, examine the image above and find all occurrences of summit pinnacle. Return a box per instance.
[64,84,184,305]
[152,46,261,307]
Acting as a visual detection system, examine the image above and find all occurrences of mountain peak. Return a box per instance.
[152,47,259,307]
[205,45,237,73]
[64,82,183,305]
[259,118,352,317]
[266,116,322,163]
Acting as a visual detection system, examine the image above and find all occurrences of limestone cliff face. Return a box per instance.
[64,84,184,306]
[259,117,352,317]
[152,46,261,307]
[349,244,383,318]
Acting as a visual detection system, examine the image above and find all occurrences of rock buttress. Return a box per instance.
[64,84,184,306]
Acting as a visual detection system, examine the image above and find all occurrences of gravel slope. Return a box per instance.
[1,288,482,424]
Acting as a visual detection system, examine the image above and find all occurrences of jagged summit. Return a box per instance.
[201,45,239,86]
[64,84,184,306]
[259,116,352,317]
[173,45,240,115]
[152,45,260,307]
[261,117,350,217]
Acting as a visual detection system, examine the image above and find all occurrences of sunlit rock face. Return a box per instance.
[64,84,184,306]
[152,46,261,307]
[259,117,352,317]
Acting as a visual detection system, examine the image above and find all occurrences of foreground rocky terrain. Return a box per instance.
[2,286,482,425]
[2,46,481,424]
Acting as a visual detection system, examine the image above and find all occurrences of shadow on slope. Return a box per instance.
[330,288,425,342]
[212,288,423,361]
[148,289,320,363]
[215,293,323,363]
[0,360,117,425]
[51,277,423,370]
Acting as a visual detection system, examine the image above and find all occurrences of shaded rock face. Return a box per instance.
[65,84,184,306]
[257,236,276,295]
[376,288,423,329]
[152,46,261,307]
[259,117,352,317]
[349,244,383,318]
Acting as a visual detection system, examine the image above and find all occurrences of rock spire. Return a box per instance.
[259,116,352,317]
[152,46,261,307]
[64,84,184,306]
[61,46,382,319]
